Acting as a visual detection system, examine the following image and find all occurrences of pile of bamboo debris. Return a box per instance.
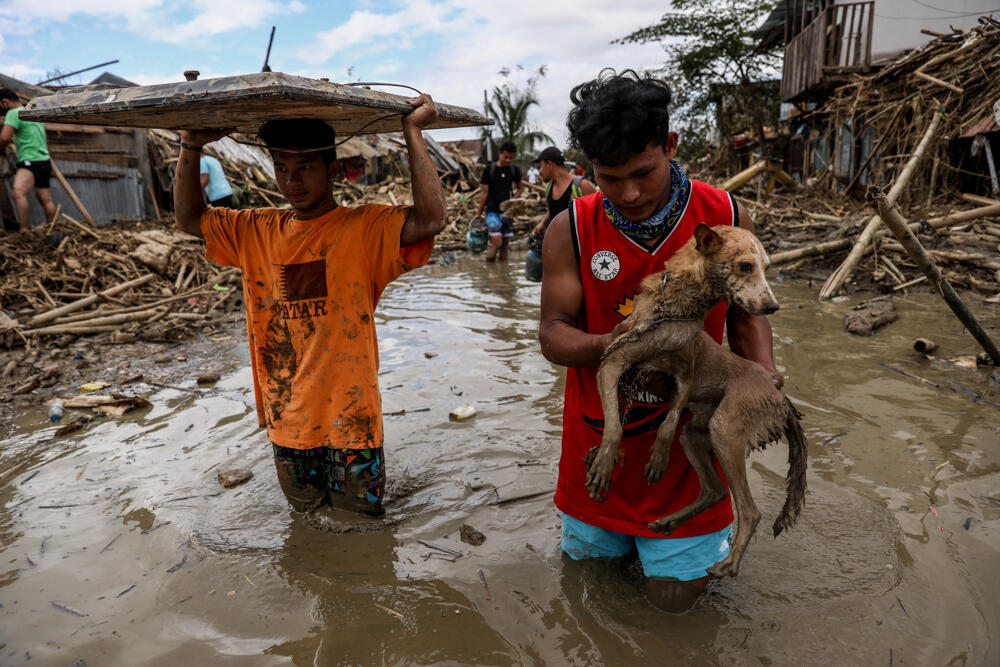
[745,187,1000,297]
[1,216,242,349]
[803,17,1000,297]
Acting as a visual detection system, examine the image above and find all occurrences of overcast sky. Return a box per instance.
[0,0,676,147]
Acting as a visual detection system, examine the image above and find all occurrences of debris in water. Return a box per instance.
[913,338,938,354]
[374,602,405,619]
[417,538,463,558]
[449,404,476,421]
[478,569,491,600]
[217,469,253,488]
[100,534,121,553]
[55,416,92,436]
[166,554,188,573]
[460,524,485,546]
[51,600,88,617]
[196,372,220,385]
[116,584,136,598]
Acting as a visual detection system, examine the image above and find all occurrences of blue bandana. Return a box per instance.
[603,159,692,241]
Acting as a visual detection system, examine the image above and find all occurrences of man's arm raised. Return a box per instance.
[174,129,230,239]
[400,94,447,246]
[539,210,620,367]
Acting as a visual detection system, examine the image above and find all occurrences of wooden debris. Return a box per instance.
[845,297,898,336]
[217,469,253,488]
[459,524,485,546]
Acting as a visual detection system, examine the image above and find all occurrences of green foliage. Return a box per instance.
[482,65,555,161]
[617,0,782,162]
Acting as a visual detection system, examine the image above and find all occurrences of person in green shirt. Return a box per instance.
[0,88,56,232]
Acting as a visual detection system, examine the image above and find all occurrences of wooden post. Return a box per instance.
[719,159,768,192]
[871,188,1000,364]
[819,109,944,299]
[50,159,97,227]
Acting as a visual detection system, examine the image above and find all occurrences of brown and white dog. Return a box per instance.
[585,223,807,578]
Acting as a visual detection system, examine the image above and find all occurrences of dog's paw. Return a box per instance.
[707,558,739,578]
[648,518,676,535]
[645,458,668,485]
[585,467,612,501]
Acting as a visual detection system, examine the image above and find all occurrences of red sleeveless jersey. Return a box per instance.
[554,181,738,538]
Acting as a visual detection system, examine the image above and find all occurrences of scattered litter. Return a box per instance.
[374,602,405,619]
[417,538,463,558]
[196,372,220,385]
[913,338,938,354]
[100,534,121,553]
[62,394,152,416]
[478,569,491,600]
[166,554,188,573]
[55,416,92,436]
[78,381,109,391]
[449,404,476,421]
[218,469,253,488]
[51,600,88,617]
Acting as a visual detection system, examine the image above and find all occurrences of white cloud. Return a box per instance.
[0,0,302,44]
[293,1,668,145]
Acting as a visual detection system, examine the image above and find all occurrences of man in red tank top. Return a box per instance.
[539,70,784,613]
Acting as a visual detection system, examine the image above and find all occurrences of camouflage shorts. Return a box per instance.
[272,444,385,515]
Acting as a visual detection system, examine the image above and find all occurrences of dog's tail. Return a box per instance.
[773,397,807,537]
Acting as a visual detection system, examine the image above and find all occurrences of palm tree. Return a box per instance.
[483,66,554,161]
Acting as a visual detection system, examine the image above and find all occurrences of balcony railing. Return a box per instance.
[781,1,874,102]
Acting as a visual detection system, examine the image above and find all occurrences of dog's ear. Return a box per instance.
[694,223,722,254]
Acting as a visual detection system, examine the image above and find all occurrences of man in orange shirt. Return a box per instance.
[174,95,446,515]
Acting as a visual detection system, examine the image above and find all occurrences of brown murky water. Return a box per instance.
[2,252,999,666]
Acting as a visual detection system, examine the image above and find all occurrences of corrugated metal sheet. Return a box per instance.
[7,159,148,227]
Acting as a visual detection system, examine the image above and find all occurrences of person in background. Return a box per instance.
[530,146,595,239]
[0,87,56,232]
[527,163,541,185]
[474,140,523,262]
[200,153,234,208]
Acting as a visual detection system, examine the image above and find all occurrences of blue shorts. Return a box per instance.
[485,212,514,237]
[561,513,733,581]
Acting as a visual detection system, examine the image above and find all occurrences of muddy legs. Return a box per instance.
[586,356,630,498]
[648,422,729,535]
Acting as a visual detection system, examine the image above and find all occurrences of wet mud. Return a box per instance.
[1,252,999,665]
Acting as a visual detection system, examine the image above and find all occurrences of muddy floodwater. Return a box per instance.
[2,251,999,666]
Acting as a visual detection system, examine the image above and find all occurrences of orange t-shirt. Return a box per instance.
[201,205,432,450]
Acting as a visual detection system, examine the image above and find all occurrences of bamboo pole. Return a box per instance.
[719,160,768,192]
[24,273,156,328]
[50,160,97,227]
[819,110,944,299]
[769,203,1000,266]
[26,308,164,335]
[871,188,1000,364]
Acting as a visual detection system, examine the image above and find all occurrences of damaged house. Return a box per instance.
[756,1,1000,194]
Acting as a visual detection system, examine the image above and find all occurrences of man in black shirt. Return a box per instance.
[474,140,523,262]
[530,146,596,238]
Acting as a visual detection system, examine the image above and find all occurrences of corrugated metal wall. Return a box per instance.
[5,159,149,228]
